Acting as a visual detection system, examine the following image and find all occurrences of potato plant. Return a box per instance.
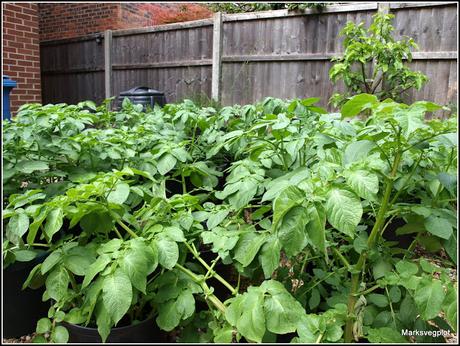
[2,94,457,343]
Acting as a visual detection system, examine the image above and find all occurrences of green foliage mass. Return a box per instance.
[329,12,429,107]
[3,94,457,343]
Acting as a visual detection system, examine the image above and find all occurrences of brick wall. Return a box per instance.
[3,3,41,115]
[38,3,212,41]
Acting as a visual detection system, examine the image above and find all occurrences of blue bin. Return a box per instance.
[3,75,17,120]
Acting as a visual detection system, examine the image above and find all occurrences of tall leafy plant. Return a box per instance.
[329,11,428,107]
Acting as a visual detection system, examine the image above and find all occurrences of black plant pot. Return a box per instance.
[3,253,50,338]
[63,318,167,343]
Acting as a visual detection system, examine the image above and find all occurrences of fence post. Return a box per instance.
[211,12,223,103]
[377,3,390,14]
[104,30,113,100]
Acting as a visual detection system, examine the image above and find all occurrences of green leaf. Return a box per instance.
[95,300,112,343]
[51,326,69,343]
[389,286,401,303]
[206,210,230,230]
[14,250,37,262]
[175,289,195,320]
[41,251,62,275]
[341,94,378,118]
[226,287,266,343]
[443,288,457,332]
[395,260,419,277]
[414,278,445,320]
[372,259,392,280]
[228,180,259,209]
[157,153,177,175]
[36,318,52,334]
[261,280,305,334]
[156,238,179,270]
[325,189,363,238]
[424,215,453,240]
[107,183,130,205]
[23,263,42,290]
[343,140,376,166]
[272,186,304,229]
[16,160,49,174]
[366,327,408,343]
[399,294,418,326]
[234,231,267,267]
[156,300,181,331]
[164,226,186,242]
[305,203,327,255]
[395,106,427,138]
[6,212,29,244]
[45,267,70,301]
[102,268,133,325]
[346,169,379,200]
[64,247,96,276]
[64,307,87,324]
[119,246,150,294]
[258,238,281,279]
[367,293,388,308]
[82,254,111,289]
[44,207,64,241]
[277,206,308,257]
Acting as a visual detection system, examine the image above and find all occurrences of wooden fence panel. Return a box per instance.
[41,37,105,104]
[110,24,213,103]
[40,2,457,109]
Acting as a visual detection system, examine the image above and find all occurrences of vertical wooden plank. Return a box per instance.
[377,3,390,14]
[211,12,223,102]
[104,30,113,99]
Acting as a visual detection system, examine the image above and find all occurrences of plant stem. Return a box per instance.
[184,242,238,295]
[181,172,187,194]
[353,284,380,296]
[116,219,138,238]
[316,332,324,344]
[112,227,124,240]
[332,247,351,270]
[204,255,221,280]
[344,150,401,343]
[175,263,226,314]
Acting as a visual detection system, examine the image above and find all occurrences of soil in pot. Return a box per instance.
[3,253,50,338]
[63,317,168,343]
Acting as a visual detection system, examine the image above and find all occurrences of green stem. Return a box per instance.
[175,263,226,314]
[204,255,221,280]
[388,153,424,207]
[316,332,324,344]
[344,150,401,343]
[67,270,78,291]
[385,286,397,328]
[332,248,351,270]
[116,220,138,238]
[181,172,187,194]
[184,242,238,295]
[112,227,124,240]
[353,284,380,296]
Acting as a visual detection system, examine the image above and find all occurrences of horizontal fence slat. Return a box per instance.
[112,19,213,37]
[42,67,104,75]
[222,52,457,63]
[112,60,213,70]
[389,2,456,9]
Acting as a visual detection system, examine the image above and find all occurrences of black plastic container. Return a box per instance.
[63,318,167,343]
[116,86,166,111]
[3,254,50,338]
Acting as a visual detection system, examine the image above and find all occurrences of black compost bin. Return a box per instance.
[116,86,166,111]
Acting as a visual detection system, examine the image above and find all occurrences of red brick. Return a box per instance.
[15,12,32,21]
